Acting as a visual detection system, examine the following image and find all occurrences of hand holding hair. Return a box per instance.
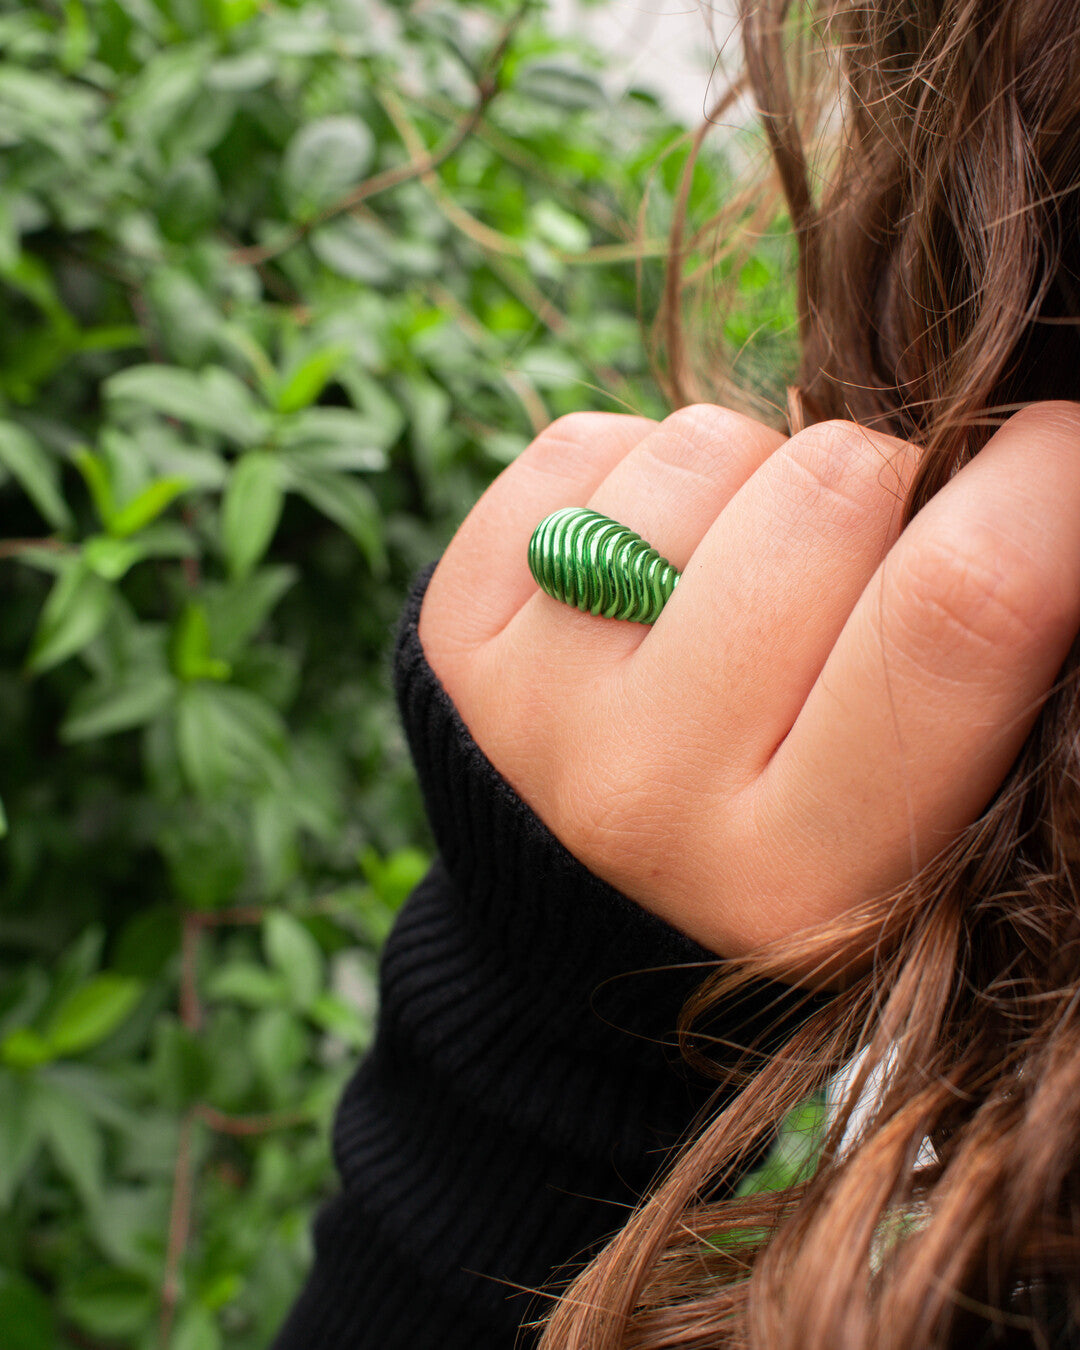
[417,401,1080,974]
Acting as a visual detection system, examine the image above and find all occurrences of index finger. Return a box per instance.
[751,401,1080,918]
[418,413,655,658]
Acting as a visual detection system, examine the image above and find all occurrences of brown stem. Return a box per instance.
[485,256,630,405]
[658,81,753,407]
[179,912,202,1033]
[425,280,549,434]
[229,2,530,269]
[159,1109,197,1350]
[190,904,266,929]
[62,1326,118,1350]
[405,90,635,241]
[0,537,71,559]
[196,1105,309,1136]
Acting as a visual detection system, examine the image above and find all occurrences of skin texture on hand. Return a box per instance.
[417,402,1080,967]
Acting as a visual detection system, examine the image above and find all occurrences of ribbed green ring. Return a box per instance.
[527,506,681,625]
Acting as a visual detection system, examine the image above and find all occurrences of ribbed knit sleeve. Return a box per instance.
[270,562,796,1350]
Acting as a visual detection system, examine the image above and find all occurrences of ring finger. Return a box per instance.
[501,403,788,668]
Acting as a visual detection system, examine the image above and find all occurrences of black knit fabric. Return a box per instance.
[271,562,799,1349]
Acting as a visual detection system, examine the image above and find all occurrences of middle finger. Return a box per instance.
[628,419,923,787]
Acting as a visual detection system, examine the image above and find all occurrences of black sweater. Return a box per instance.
[270,562,795,1349]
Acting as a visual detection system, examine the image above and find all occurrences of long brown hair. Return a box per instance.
[537,1,1080,1345]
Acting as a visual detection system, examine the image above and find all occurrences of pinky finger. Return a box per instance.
[746,403,1080,944]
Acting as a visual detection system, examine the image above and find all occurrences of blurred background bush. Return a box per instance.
[0,0,796,1345]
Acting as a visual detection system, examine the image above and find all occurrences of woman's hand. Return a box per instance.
[417,403,1080,966]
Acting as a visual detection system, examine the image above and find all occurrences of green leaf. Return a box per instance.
[151,1020,209,1110]
[61,671,176,742]
[109,476,188,538]
[736,1095,827,1197]
[361,846,431,911]
[218,0,261,32]
[280,116,375,220]
[105,365,269,446]
[146,267,226,369]
[274,344,350,414]
[156,810,246,910]
[171,603,231,683]
[0,250,72,329]
[0,1074,42,1207]
[285,465,387,577]
[203,565,298,661]
[251,1007,307,1085]
[62,1268,154,1339]
[114,40,210,147]
[60,0,93,75]
[310,218,394,285]
[82,522,197,581]
[221,452,284,579]
[176,683,287,797]
[73,447,116,528]
[45,928,104,1017]
[158,158,220,244]
[205,962,287,1008]
[44,973,143,1057]
[0,1030,54,1071]
[0,796,6,839]
[515,59,607,111]
[26,560,113,675]
[89,1184,171,1278]
[0,421,72,530]
[36,1083,103,1206]
[44,1064,139,1134]
[0,1268,54,1350]
[207,51,274,89]
[531,199,591,253]
[0,199,17,274]
[263,913,323,1010]
[75,324,144,354]
[172,1303,222,1350]
[83,534,145,581]
[309,992,368,1048]
[277,408,391,471]
[112,907,182,980]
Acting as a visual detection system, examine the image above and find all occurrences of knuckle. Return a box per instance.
[775,419,879,518]
[662,402,754,439]
[523,412,643,481]
[897,529,1048,655]
[1004,400,1080,441]
[651,404,757,471]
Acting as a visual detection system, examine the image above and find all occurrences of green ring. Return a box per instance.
[527,506,681,625]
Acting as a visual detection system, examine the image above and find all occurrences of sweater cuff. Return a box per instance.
[392,560,723,1046]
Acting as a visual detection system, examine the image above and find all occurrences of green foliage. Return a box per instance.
[705,1095,828,1254]
[0,0,796,1345]
[736,1094,827,1197]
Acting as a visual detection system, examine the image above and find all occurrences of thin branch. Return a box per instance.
[404,89,635,241]
[378,87,669,267]
[426,279,549,434]
[229,2,530,269]
[487,254,568,338]
[179,912,202,1033]
[0,537,71,559]
[658,79,752,407]
[196,1105,309,1136]
[190,904,266,929]
[159,1109,196,1350]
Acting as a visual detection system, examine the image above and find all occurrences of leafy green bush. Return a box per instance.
[0,1,796,1345]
